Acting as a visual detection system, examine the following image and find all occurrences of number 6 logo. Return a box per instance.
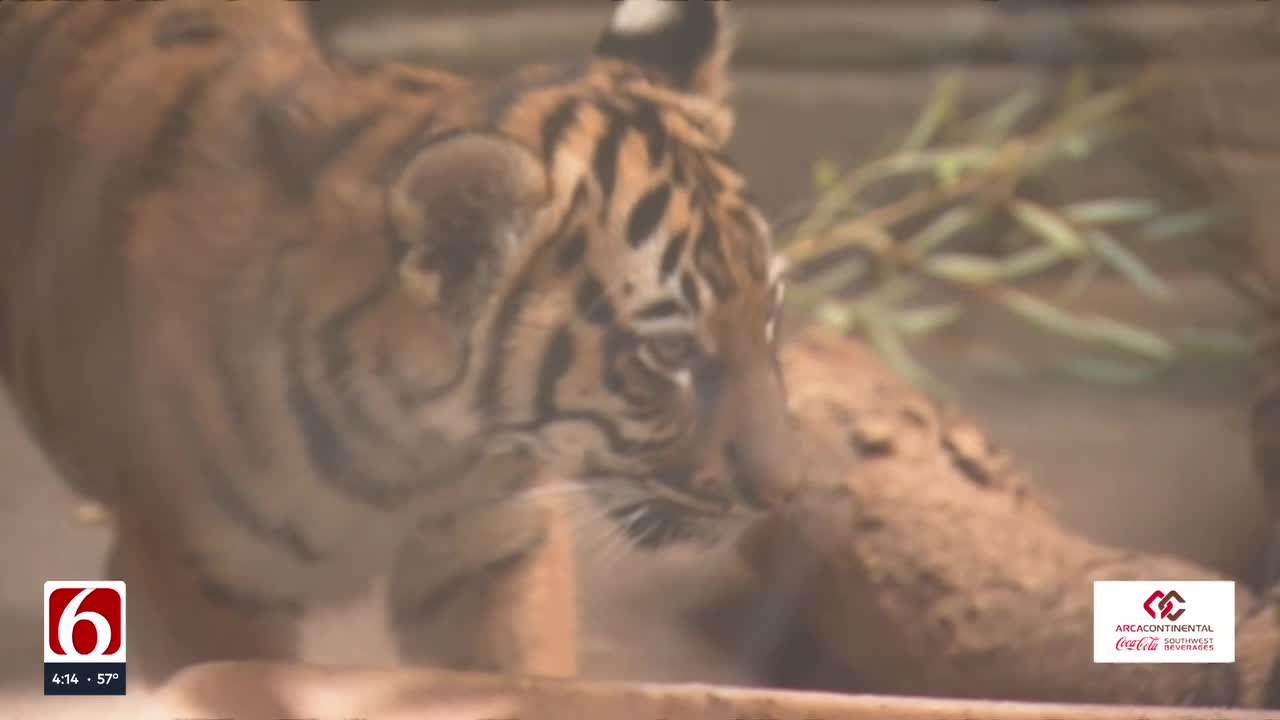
[58,589,112,657]
[43,581,126,662]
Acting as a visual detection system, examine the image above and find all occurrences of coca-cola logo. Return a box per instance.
[1116,635,1160,651]
[1143,589,1185,621]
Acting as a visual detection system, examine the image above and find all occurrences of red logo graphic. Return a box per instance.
[1116,635,1161,651]
[46,585,124,658]
[1143,589,1186,622]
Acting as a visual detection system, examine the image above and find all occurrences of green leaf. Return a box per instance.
[899,72,965,153]
[894,304,963,337]
[996,289,1175,362]
[1010,200,1086,255]
[1085,228,1174,302]
[903,206,982,257]
[812,159,841,193]
[997,289,1085,337]
[994,245,1070,281]
[1063,198,1159,226]
[1174,326,1255,359]
[1084,316,1176,362]
[1142,208,1227,242]
[963,88,1041,145]
[815,301,858,332]
[1057,356,1161,385]
[922,253,1001,286]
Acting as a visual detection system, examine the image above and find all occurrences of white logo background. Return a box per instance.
[1093,580,1234,663]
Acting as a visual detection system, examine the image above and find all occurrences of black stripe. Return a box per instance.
[680,271,702,312]
[633,299,684,322]
[601,331,638,397]
[575,274,614,326]
[693,215,734,299]
[283,307,426,509]
[476,273,534,420]
[658,229,688,281]
[539,96,580,165]
[282,312,346,484]
[475,181,589,418]
[626,184,671,249]
[172,393,322,564]
[135,55,241,192]
[556,228,588,271]
[631,100,667,168]
[591,103,628,202]
[671,150,688,185]
[483,61,583,128]
[534,328,575,420]
[315,277,408,446]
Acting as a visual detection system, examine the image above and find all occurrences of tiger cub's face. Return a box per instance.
[390,0,802,547]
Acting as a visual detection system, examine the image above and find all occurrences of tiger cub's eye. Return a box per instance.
[638,333,700,373]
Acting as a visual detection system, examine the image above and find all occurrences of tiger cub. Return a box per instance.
[0,0,802,685]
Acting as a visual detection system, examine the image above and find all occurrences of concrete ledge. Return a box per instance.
[146,662,1280,720]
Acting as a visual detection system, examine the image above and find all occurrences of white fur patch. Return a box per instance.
[768,255,789,285]
[610,0,681,35]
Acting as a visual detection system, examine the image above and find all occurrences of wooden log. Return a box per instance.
[735,329,1280,709]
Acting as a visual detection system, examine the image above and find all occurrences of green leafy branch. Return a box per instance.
[779,66,1247,395]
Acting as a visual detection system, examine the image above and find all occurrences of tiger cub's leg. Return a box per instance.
[388,460,578,677]
[108,504,301,689]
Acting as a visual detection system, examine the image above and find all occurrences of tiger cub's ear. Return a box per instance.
[594,0,734,105]
[389,133,550,331]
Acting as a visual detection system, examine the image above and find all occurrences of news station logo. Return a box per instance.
[43,580,127,696]
[1093,580,1234,664]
